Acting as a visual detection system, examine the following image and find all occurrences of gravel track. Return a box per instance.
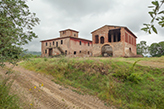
[0,63,114,109]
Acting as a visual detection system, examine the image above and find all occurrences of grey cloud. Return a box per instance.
[42,0,116,17]
[25,0,163,51]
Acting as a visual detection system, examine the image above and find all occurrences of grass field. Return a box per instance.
[20,57,164,109]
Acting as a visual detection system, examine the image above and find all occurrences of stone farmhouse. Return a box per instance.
[41,25,137,57]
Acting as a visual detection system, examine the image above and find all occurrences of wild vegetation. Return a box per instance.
[0,78,21,109]
[20,57,164,109]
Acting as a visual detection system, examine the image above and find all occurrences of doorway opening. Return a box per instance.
[49,48,53,56]
[101,44,113,57]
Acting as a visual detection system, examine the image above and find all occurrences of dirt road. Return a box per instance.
[0,63,113,109]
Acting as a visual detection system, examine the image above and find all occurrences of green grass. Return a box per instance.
[0,78,21,109]
[20,57,164,109]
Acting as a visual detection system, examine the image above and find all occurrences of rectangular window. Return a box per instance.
[79,41,81,45]
[74,51,76,55]
[88,43,90,46]
[61,40,63,44]
[46,42,47,46]
[53,41,54,45]
[56,42,58,47]
[95,35,99,43]
[45,50,47,54]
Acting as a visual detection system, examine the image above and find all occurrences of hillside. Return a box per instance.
[20,57,164,109]
[24,51,41,56]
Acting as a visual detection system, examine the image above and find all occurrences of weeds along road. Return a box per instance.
[0,63,113,109]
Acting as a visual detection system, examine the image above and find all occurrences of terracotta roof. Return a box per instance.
[59,29,79,33]
[40,36,92,42]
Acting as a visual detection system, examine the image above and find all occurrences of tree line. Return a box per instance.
[137,41,164,57]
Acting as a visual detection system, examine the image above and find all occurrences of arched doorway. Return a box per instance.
[101,44,113,57]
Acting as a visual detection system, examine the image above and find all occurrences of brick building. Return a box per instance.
[41,25,137,57]
[92,25,137,57]
[41,29,92,57]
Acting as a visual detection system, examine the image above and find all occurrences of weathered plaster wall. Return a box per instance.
[41,38,70,57]
[69,38,92,57]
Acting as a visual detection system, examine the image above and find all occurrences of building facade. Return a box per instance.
[92,25,137,57]
[41,25,137,57]
[41,29,92,57]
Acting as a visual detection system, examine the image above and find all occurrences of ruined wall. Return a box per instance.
[92,26,125,57]
[92,42,124,57]
[41,38,70,57]
[91,25,137,57]
[92,26,122,44]
[69,38,92,57]
[124,29,137,56]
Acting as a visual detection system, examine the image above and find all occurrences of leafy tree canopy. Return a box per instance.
[137,41,149,55]
[142,0,164,34]
[0,0,40,67]
[149,41,164,57]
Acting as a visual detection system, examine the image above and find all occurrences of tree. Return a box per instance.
[137,41,149,55]
[0,0,40,67]
[149,41,164,57]
[141,0,164,34]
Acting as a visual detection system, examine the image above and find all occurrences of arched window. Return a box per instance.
[100,36,104,44]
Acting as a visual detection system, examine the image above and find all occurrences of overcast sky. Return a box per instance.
[23,0,164,52]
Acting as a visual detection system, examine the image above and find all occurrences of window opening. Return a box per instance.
[95,35,99,44]
[61,40,63,44]
[74,51,76,55]
[100,36,104,44]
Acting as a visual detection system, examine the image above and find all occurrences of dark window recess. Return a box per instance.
[45,50,47,54]
[56,42,58,47]
[74,34,76,36]
[74,51,76,55]
[65,50,67,55]
[108,34,111,42]
[61,40,63,44]
[79,41,81,45]
[95,35,99,44]
[100,36,104,44]
[118,33,121,41]
[79,51,81,53]
[53,41,54,45]
[88,51,90,55]
[46,42,47,46]
[88,43,90,46]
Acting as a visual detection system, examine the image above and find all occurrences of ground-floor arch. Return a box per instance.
[101,44,113,57]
